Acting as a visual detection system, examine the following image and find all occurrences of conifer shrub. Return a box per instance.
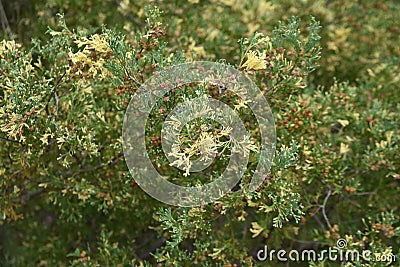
[1,1,399,266]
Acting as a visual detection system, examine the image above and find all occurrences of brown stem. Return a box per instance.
[45,71,67,116]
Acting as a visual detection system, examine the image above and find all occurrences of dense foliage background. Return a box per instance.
[1,0,399,266]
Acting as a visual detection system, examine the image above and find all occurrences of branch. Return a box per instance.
[341,194,361,208]
[45,71,67,115]
[138,237,166,260]
[61,153,124,178]
[0,0,13,40]
[126,13,146,28]
[12,188,46,203]
[321,189,332,229]
[10,153,124,203]
[311,211,326,232]
[0,135,23,145]
[114,0,146,28]
[54,91,59,117]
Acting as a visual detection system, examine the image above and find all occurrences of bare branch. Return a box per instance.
[321,189,332,229]
[0,0,13,40]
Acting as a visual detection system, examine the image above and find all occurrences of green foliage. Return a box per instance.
[1,1,399,266]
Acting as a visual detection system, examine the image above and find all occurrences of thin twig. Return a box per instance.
[65,145,82,166]
[12,153,125,203]
[126,13,146,28]
[12,188,45,203]
[139,237,166,260]
[54,91,59,117]
[315,130,336,152]
[340,191,376,208]
[242,217,249,240]
[0,135,22,145]
[61,153,124,178]
[45,72,67,115]
[352,191,376,196]
[114,0,146,28]
[321,189,332,229]
[312,212,326,232]
[341,195,361,208]
[0,0,13,40]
